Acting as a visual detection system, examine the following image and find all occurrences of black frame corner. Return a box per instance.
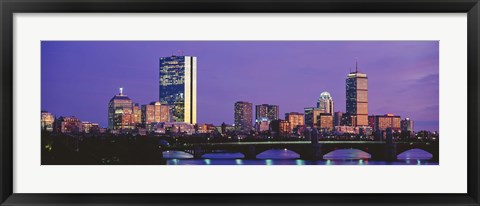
[1,0,479,205]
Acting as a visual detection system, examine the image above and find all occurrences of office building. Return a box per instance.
[255,104,279,121]
[56,116,82,133]
[81,122,100,133]
[41,111,54,132]
[150,101,170,123]
[159,55,197,124]
[285,112,304,131]
[108,88,134,130]
[333,111,343,126]
[304,107,324,128]
[270,119,291,135]
[218,123,235,134]
[317,91,334,114]
[234,101,253,132]
[141,101,170,131]
[197,123,216,134]
[346,62,368,126]
[317,113,333,132]
[368,114,401,132]
[335,125,357,134]
[141,104,155,130]
[132,103,141,125]
[255,117,271,132]
[401,118,415,132]
[153,122,195,135]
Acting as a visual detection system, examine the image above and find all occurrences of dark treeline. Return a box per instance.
[42,131,166,165]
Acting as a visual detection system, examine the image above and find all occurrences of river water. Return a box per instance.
[162,148,438,165]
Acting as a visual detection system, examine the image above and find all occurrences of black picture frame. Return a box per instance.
[1,0,479,205]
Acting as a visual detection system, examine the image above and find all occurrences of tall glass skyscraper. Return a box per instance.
[346,64,368,126]
[234,101,253,132]
[159,55,197,124]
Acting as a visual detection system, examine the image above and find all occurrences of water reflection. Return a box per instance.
[163,151,193,159]
[202,152,244,159]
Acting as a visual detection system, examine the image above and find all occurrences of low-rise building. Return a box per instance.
[285,112,304,132]
[401,118,414,132]
[56,116,82,133]
[153,122,195,135]
[41,111,55,132]
[270,119,291,136]
[255,117,271,132]
[317,113,333,132]
[81,122,100,133]
[368,114,401,132]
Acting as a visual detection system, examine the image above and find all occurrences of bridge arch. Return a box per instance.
[256,148,300,159]
[162,150,194,158]
[395,143,439,161]
[321,145,374,157]
[396,146,436,156]
[397,148,433,160]
[323,148,372,159]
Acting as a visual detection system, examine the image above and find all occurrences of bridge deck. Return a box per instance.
[166,141,435,148]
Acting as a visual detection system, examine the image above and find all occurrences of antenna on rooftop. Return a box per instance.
[119,87,123,96]
[355,57,359,73]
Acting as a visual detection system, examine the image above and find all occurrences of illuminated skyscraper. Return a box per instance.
[317,91,334,114]
[255,104,279,121]
[150,101,170,123]
[141,101,170,131]
[346,61,368,126]
[234,101,253,132]
[159,55,197,124]
[132,103,141,125]
[141,104,155,130]
[108,88,134,130]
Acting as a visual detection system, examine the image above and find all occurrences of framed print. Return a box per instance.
[1,0,479,205]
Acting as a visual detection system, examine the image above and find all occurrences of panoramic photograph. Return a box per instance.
[41,41,439,165]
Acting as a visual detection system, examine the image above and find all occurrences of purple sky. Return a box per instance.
[41,41,439,131]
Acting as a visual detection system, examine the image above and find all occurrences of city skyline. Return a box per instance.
[41,41,439,131]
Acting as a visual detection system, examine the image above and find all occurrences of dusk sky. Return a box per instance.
[41,41,439,131]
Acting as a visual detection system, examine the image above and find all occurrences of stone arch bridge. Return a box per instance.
[161,141,438,162]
